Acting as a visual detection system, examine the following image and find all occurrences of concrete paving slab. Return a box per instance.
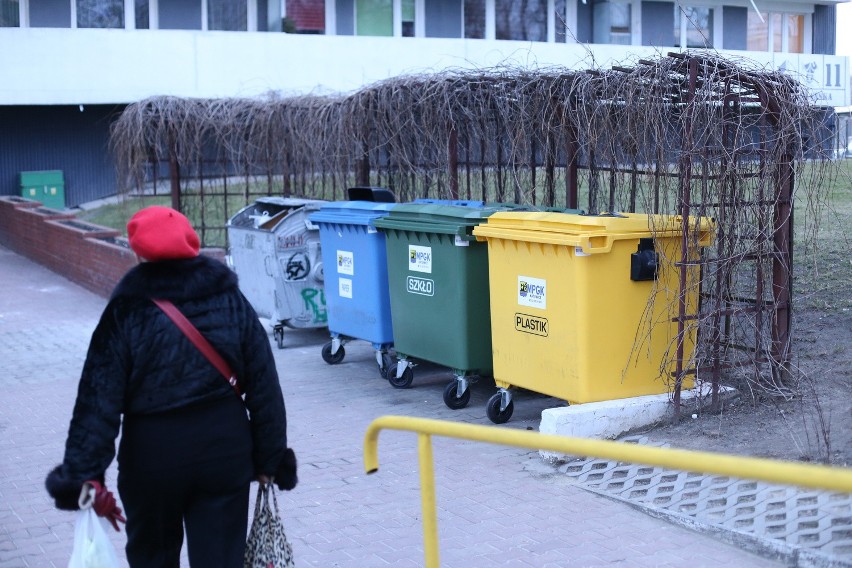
[0,244,788,567]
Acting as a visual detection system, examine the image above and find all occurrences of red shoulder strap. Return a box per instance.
[152,299,241,396]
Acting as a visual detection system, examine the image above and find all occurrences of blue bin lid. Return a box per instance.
[412,198,485,207]
[309,201,397,227]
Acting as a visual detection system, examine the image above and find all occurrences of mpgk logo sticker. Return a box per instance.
[518,275,546,309]
[336,250,354,275]
[408,245,432,273]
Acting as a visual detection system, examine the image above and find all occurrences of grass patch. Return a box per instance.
[794,160,852,310]
[76,196,172,234]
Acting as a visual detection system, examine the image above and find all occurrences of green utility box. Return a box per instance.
[372,202,502,393]
[20,170,65,210]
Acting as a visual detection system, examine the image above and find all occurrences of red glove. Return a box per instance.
[84,480,126,532]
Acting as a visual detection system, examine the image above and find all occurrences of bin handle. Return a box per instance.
[264,255,275,277]
[576,235,614,254]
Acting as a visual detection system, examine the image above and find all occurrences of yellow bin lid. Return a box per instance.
[472,212,714,254]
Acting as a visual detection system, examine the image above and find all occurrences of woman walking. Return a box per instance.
[46,205,297,567]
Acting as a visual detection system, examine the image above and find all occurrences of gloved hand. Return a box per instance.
[273,448,298,491]
[83,480,126,532]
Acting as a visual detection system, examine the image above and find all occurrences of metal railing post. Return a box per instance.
[418,433,440,568]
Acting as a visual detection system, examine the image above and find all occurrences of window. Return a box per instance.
[594,1,631,45]
[285,0,325,34]
[356,0,391,36]
[747,10,767,50]
[496,0,546,42]
[674,5,712,48]
[786,14,804,53]
[464,0,484,39]
[77,0,124,28]
[209,0,246,30]
[401,0,413,37]
[555,0,567,43]
[0,0,19,26]
[135,0,148,29]
[747,10,804,53]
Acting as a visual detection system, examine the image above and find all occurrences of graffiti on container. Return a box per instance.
[301,288,327,324]
[285,252,310,281]
[278,234,306,249]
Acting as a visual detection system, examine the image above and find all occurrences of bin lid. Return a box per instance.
[228,197,327,228]
[412,198,485,207]
[473,212,714,254]
[348,186,396,202]
[371,202,507,238]
[254,196,326,209]
[309,201,397,227]
[20,170,64,186]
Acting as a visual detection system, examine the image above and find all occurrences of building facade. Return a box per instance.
[0,0,849,205]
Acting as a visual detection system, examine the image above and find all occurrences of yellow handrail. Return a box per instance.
[364,415,852,568]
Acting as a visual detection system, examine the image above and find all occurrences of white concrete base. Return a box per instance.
[539,384,739,462]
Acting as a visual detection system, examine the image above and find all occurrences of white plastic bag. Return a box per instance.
[68,507,121,568]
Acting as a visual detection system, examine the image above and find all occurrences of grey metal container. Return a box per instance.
[227,197,328,348]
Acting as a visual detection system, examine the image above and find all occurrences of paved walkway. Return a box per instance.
[0,244,791,567]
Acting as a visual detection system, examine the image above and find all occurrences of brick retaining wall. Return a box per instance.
[0,196,226,298]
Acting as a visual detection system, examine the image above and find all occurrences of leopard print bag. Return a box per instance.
[244,483,295,568]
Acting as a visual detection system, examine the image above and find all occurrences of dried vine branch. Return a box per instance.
[109,52,836,404]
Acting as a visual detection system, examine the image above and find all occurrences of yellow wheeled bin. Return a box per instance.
[472,211,714,423]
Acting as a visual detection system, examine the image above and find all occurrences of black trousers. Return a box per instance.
[118,396,254,568]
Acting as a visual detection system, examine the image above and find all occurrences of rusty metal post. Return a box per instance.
[283,143,292,196]
[168,132,181,212]
[448,126,459,200]
[673,57,699,422]
[566,123,579,210]
[772,156,794,379]
[545,134,555,208]
[480,132,487,202]
[754,84,795,383]
[629,158,637,213]
[529,136,537,206]
[496,140,504,203]
[356,140,370,187]
[711,90,735,410]
[464,123,472,200]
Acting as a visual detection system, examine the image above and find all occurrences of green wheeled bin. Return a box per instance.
[372,202,505,410]
[20,170,65,210]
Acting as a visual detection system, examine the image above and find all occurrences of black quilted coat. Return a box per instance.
[46,255,295,509]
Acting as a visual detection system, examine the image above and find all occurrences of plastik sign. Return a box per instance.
[518,275,546,309]
[408,245,432,273]
[337,250,354,275]
[515,313,548,337]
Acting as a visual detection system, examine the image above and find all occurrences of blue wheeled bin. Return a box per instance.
[309,198,398,378]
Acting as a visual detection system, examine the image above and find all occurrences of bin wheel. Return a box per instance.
[389,366,414,389]
[379,353,394,380]
[442,380,471,410]
[486,392,514,424]
[321,342,345,365]
[273,327,284,349]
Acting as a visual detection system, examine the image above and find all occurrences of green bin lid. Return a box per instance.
[372,203,508,238]
[19,170,64,186]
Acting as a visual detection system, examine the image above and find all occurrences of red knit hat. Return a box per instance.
[127,206,200,261]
